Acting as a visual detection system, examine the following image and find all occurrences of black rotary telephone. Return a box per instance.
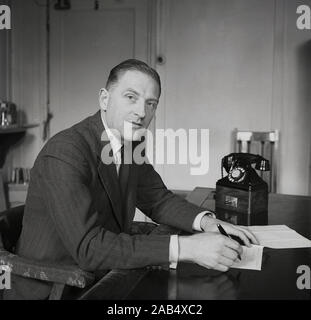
[216,153,270,222]
[220,153,270,190]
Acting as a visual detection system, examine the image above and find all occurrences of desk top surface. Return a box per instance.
[80,188,311,300]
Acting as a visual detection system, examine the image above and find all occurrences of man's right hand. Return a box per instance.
[178,233,243,272]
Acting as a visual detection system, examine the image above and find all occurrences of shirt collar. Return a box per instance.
[100,110,122,156]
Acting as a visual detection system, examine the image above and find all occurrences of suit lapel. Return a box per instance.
[90,111,139,231]
[91,112,124,230]
[97,158,123,230]
[98,157,138,232]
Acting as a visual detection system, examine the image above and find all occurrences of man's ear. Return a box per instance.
[99,88,109,111]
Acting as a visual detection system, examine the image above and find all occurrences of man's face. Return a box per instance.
[99,70,160,142]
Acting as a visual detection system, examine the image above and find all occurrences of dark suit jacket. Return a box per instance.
[6,111,202,299]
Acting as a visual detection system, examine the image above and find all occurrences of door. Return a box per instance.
[50,0,154,136]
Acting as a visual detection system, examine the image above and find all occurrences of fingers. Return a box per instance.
[236,226,259,245]
[234,229,252,247]
[217,221,259,246]
[218,255,235,267]
[223,227,252,247]
[214,264,229,272]
[186,232,246,273]
[223,237,243,257]
[202,248,240,272]
[196,252,233,272]
[197,261,228,272]
[222,246,240,261]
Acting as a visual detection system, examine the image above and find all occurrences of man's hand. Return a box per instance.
[200,215,259,247]
[178,232,243,272]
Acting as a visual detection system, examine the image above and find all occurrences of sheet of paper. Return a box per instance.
[248,225,311,249]
[231,245,263,271]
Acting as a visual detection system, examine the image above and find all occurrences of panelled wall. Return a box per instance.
[6,0,311,196]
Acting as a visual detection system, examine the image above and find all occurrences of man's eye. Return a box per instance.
[148,102,157,109]
[126,95,135,101]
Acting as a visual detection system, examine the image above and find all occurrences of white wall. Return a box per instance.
[279,0,311,196]
[155,0,311,196]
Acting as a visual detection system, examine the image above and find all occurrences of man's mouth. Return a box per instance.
[130,121,143,128]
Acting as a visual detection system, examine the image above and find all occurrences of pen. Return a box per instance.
[217,223,242,261]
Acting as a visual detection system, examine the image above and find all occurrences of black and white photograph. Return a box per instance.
[0,0,310,308]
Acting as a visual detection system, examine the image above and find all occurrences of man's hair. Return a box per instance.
[106,59,161,95]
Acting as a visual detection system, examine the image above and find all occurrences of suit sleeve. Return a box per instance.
[36,141,170,272]
[136,162,203,233]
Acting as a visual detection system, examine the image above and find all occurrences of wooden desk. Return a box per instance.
[79,188,311,300]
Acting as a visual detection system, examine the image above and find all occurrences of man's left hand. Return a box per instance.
[200,215,259,247]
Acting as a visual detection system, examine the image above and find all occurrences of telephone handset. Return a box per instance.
[221,153,270,188]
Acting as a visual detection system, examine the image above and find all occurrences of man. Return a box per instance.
[6,59,258,299]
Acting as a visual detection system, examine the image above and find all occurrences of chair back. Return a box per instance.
[234,130,279,192]
[0,205,24,253]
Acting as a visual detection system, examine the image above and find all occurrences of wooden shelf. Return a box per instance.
[0,123,39,134]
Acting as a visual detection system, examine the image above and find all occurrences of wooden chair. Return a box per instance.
[234,129,279,193]
[0,205,95,300]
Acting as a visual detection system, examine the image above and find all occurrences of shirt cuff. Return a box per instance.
[192,211,216,231]
[169,235,179,269]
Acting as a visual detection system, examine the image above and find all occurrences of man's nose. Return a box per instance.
[135,100,145,118]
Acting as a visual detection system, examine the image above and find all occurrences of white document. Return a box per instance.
[232,245,264,271]
[229,225,311,271]
[248,225,311,249]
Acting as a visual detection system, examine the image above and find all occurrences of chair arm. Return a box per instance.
[0,249,95,288]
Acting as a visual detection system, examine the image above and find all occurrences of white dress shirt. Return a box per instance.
[100,110,214,269]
